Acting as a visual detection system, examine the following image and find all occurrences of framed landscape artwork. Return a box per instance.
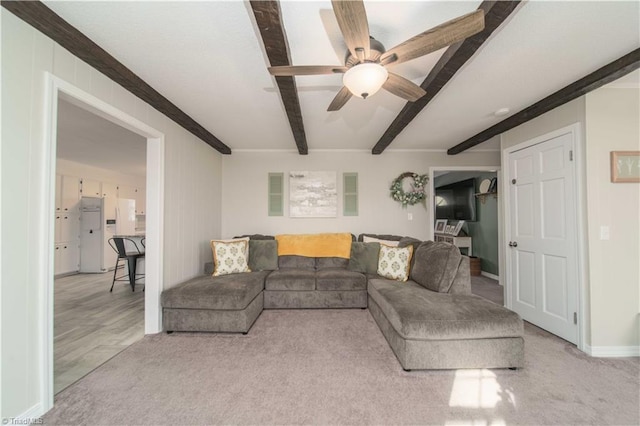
[611,151,640,183]
[289,171,337,217]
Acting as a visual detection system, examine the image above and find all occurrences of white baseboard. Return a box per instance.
[480,271,500,281]
[585,345,640,357]
[13,402,44,423]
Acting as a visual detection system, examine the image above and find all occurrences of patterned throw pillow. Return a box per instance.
[377,244,413,282]
[210,240,250,276]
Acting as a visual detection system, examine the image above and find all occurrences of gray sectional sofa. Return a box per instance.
[161,233,524,370]
[265,256,367,309]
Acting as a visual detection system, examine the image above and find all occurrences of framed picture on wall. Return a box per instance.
[435,219,447,233]
[611,151,640,183]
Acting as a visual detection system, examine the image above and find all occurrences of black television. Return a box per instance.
[435,178,477,221]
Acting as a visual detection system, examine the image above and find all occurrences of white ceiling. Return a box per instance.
[57,98,147,176]
[44,1,640,153]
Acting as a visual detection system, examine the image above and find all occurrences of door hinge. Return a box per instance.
[573,312,577,324]
[569,150,573,161]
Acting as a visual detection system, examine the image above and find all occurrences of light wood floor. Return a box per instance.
[54,272,144,394]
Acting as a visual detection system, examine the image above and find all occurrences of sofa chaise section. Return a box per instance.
[368,278,524,370]
[366,241,524,370]
[161,271,269,333]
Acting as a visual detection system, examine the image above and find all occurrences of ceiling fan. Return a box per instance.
[268,1,485,111]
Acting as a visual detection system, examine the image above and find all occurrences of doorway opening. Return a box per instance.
[428,166,503,305]
[53,98,147,393]
[42,74,164,411]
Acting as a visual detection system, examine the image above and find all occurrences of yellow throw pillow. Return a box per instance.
[377,244,413,282]
[210,240,250,276]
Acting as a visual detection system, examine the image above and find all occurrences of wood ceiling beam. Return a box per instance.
[372,0,521,155]
[448,48,640,155]
[1,1,232,154]
[250,0,308,155]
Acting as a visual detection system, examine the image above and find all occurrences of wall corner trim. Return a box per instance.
[14,403,44,423]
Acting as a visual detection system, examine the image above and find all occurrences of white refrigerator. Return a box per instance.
[80,197,136,273]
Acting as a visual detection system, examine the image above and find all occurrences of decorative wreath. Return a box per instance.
[390,172,429,207]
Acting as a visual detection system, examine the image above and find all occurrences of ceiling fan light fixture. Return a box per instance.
[343,63,389,99]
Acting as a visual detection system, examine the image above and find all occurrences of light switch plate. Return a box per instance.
[408,213,413,221]
[600,226,610,240]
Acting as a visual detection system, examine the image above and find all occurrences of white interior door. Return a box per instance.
[508,131,578,343]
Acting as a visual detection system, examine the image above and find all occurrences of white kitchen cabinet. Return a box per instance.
[61,175,80,212]
[102,182,118,199]
[54,213,62,242]
[135,187,146,215]
[60,214,79,242]
[118,184,137,200]
[55,175,63,212]
[81,178,102,197]
[55,242,79,275]
[55,174,80,213]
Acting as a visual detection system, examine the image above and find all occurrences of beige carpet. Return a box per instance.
[471,275,504,305]
[43,309,638,425]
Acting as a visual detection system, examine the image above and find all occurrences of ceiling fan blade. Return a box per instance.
[383,73,426,102]
[327,86,353,111]
[331,0,371,60]
[268,65,348,76]
[380,9,485,66]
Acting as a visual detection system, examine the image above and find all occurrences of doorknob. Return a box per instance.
[509,241,518,247]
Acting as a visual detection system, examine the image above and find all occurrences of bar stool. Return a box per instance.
[108,237,145,292]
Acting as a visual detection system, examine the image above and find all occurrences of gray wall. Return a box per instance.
[434,171,499,275]
[221,151,500,241]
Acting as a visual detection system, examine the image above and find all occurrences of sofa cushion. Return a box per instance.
[210,237,249,257]
[368,278,523,340]
[363,235,399,247]
[316,268,367,291]
[161,271,268,310]
[358,233,403,243]
[210,240,250,276]
[248,240,278,271]
[398,237,422,273]
[377,245,413,282]
[316,257,349,269]
[278,255,316,270]
[234,234,275,240]
[347,242,380,274]
[410,241,462,293]
[265,269,316,291]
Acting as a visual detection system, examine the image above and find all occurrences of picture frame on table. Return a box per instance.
[445,225,453,234]
[435,219,447,233]
[452,220,465,236]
